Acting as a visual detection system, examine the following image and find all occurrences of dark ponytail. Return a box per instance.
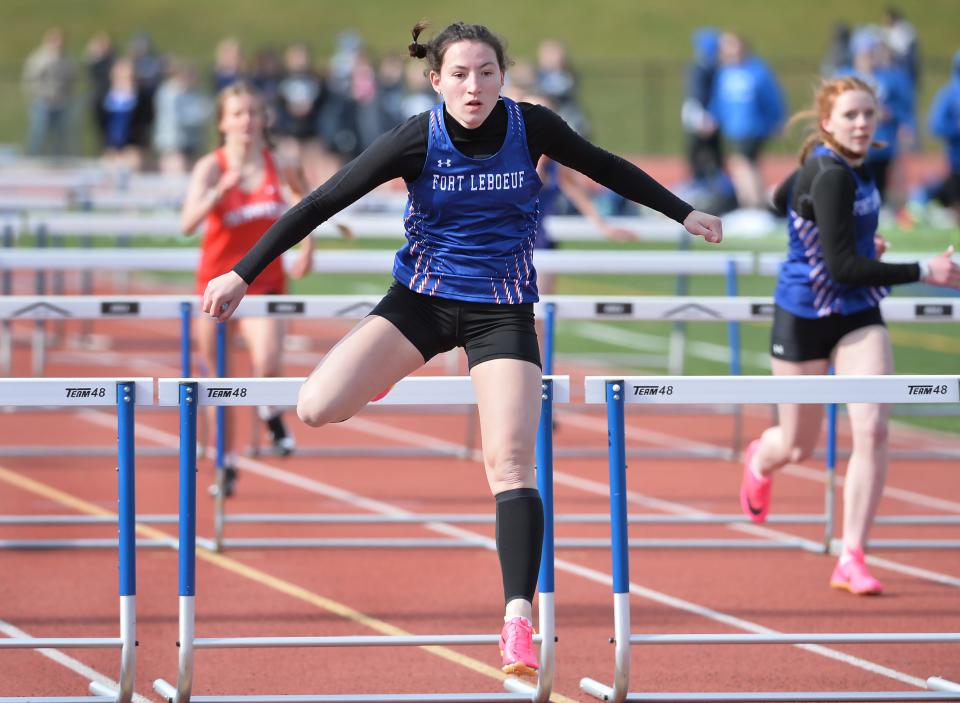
[407,20,429,59]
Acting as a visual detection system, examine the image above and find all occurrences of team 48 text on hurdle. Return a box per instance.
[579,374,960,703]
[152,374,568,703]
[0,377,152,703]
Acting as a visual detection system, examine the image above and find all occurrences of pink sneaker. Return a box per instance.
[739,439,772,523]
[830,548,884,595]
[499,616,538,676]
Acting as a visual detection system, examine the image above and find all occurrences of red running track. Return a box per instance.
[1,316,959,701]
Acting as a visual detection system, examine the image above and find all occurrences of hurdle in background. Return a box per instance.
[0,377,151,703]
[537,294,960,460]
[153,375,563,703]
[2,295,957,553]
[1,248,940,378]
[579,374,960,703]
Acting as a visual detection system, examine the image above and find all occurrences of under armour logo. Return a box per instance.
[437,158,451,167]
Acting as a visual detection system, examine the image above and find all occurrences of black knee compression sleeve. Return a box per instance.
[495,487,544,605]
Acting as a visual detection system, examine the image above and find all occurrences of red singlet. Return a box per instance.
[196,147,288,294]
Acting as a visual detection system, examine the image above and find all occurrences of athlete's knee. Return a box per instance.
[786,440,816,464]
[296,386,338,427]
[485,448,533,487]
[852,419,889,448]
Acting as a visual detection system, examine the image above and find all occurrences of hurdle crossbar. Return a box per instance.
[154,375,567,553]
[16,210,689,241]
[0,378,149,703]
[3,292,955,457]
[0,247,757,274]
[580,375,960,703]
[153,376,561,703]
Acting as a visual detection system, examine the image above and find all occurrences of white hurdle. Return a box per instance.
[16,211,688,241]
[2,294,956,552]
[0,246,756,275]
[153,375,564,703]
[0,378,152,703]
[579,374,960,703]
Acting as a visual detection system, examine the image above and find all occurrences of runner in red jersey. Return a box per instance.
[181,81,314,496]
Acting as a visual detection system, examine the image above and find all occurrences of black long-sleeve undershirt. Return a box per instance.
[234,101,694,284]
[772,155,920,287]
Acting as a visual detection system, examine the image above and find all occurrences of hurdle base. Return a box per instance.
[927,677,960,693]
[151,690,533,703]
[0,698,114,703]
[153,679,177,703]
[88,681,121,699]
[577,682,960,702]
[580,676,615,701]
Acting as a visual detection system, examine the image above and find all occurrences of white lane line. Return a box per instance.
[556,559,927,689]
[0,619,152,703]
[76,411,945,690]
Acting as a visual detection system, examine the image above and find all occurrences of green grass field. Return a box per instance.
[2,0,959,154]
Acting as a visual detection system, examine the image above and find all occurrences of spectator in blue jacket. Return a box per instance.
[682,28,722,182]
[835,31,915,206]
[710,32,785,209]
[926,49,960,219]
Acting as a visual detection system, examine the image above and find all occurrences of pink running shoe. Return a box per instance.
[499,616,538,676]
[739,439,772,523]
[830,548,884,595]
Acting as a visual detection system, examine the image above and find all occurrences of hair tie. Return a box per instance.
[407,41,427,59]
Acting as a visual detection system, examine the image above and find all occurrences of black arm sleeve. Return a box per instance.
[233,116,426,284]
[528,106,694,224]
[812,167,921,286]
[771,170,798,217]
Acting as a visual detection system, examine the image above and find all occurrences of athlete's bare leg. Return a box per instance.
[238,317,284,377]
[195,316,235,459]
[471,357,542,621]
[296,315,425,426]
[752,357,830,477]
[832,324,893,552]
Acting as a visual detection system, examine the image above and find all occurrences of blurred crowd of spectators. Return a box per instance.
[681,5,959,220]
[19,13,959,220]
[19,28,588,188]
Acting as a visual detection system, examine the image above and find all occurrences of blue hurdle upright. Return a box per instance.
[153,374,566,703]
[579,374,960,703]
[0,377,151,703]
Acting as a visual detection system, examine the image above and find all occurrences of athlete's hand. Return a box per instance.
[600,223,639,242]
[683,210,723,244]
[213,169,241,201]
[874,235,889,258]
[202,270,248,322]
[289,248,313,279]
[924,246,960,288]
[333,222,354,240]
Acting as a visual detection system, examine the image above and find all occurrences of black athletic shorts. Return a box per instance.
[730,136,766,162]
[770,304,885,362]
[932,171,960,208]
[369,282,542,370]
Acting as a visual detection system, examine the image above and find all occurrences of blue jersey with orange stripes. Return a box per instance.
[394,97,543,303]
[775,145,886,318]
